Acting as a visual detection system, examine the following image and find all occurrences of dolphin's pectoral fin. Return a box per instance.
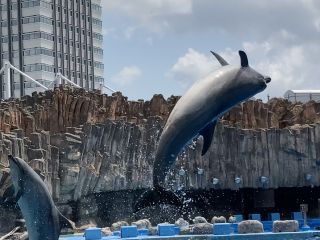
[199,120,217,156]
[133,185,182,212]
[210,51,229,66]
[58,210,76,230]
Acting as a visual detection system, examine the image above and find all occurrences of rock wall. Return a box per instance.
[1,86,320,136]
[55,120,320,203]
[1,89,320,193]
[1,88,320,228]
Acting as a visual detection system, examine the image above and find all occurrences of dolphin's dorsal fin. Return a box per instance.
[239,50,249,67]
[210,51,229,66]
[199,120,217,155]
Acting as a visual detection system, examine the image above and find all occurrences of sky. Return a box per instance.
[101,0,320,101]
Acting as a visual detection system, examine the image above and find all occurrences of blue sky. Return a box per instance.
[102,1,320,101]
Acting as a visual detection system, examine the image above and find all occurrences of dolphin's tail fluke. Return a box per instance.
[133,185,182,212]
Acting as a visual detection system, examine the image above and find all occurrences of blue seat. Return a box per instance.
[112,231,120,236]
[138,229,149,236]
[292,212,303,220]
[158,223,176,236]
[231,223,238,233]
[270,212,280,221]
[121,226,138,238]
[84,228,102,240]
[213,223,232,235]
[234,214,243,222]
[250,213,261,221]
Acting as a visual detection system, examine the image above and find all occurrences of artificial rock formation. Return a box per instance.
[272,220,299,233]
[192,223,213,234]
[211,216,226,224]
[1,88,320,229]
[238,220,264,234]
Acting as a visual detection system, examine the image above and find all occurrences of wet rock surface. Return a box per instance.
[228,216,237,223]
[238,220,264,234]
[175,218,190,230]
[272,220,299,233]
[193,216,208,224]
[110,221,129,232]
[131,219,152,229]
[211,216,226,224]
[192,222,213,234]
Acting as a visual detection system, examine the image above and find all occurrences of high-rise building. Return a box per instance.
[0,0,104,98]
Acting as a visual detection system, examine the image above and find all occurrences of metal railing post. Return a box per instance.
[55,73,62,87]
[0,61,48,99]
[5,62,11,99]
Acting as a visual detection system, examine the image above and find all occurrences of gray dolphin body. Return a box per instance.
[8,155,74,240]
[134,51,271,211]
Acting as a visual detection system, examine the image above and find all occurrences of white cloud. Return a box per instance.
[123,26,137,39]
[103,0,320,39]
[104,0,192,17]
[102,27,116,36]
[169,32,320,100]
[168,48,216,87]
[111,66,142,86]
[103,0,320,100]
[103,0,192,34]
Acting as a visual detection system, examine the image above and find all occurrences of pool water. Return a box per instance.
[58,217,320,240]
[60,231,320,240]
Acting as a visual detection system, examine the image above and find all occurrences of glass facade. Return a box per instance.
[0,0,104,98]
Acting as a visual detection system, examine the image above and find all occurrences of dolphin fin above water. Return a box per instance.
[210,51,229,66]
[199,120,217,156]
[133,185,182,212]
[239,50,249,67]
[134,50,271,212]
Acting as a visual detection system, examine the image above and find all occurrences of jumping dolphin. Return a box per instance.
[8,155,74,240]
[134,50,271,211]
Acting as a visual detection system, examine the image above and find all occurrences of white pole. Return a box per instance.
[54,73,61,87]
[0,65,5,75]
[57,73,62,86]
[5,62,11,99]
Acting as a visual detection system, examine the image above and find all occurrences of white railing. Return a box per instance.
[0,61,48,99]
[54,72,81,88]
[0,61,117,99]
[99,83,116,93]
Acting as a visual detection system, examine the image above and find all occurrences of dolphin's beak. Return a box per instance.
[264,76,271,84]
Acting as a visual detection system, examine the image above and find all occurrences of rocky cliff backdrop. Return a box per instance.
[1,87,320,230]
